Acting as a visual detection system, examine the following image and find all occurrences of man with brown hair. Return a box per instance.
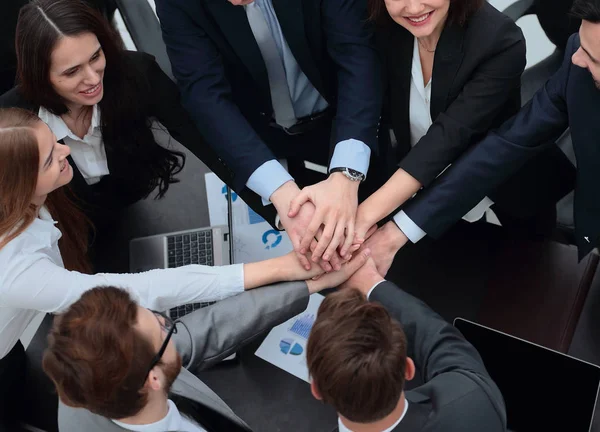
[306,259,507,432]
[42,249,370,432]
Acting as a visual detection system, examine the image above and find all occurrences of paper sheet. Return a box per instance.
[204,173,293,264]
[255,293,325,382]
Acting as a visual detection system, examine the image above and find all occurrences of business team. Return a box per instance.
[1,0,597,429]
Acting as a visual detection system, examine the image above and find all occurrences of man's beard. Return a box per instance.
[160,353,183,393]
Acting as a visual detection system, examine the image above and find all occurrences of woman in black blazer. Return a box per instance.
[352,0,575,244]
[1,0,247,270]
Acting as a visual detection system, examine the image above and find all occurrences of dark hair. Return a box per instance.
[368,0,484,27]
[15,0,184,199]
[0,108,91,273]
[571,0,600,22]
[306,289,408,424]
[43,286,156,419]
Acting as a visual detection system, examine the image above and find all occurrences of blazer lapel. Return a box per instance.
[430,22,465,121]
[272,0,324,94]
[204,0,271,100]
[386,25,413,161]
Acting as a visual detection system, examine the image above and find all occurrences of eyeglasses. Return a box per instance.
[145,310,178,379]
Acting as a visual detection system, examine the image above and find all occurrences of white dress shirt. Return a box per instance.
[337,397,409,432]
[38,105,109,185]
[0,207,245,359]
[113,400,205,432]
[393,39,495,242]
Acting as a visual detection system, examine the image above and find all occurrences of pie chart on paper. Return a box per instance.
[279,338,303,356]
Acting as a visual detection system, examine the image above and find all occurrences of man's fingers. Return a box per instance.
[300,214,324,255]
[344,248,371,274]
[287,190,311,218]
[364,224,378,240]
[340,220,355,258]
[311,217,336,261]
[323,221,345,265]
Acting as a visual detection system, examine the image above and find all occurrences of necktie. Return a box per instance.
[245,2,297,128]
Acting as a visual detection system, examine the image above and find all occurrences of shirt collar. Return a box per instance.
[337,397,409,432]
[22,206,62,250]
[38,105,100,142]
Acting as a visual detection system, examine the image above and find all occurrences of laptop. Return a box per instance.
[129,225,232,320]
[130,185,236,323]
[454,318,600,432]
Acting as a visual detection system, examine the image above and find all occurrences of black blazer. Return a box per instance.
[155,0,382,190]
[379,3,574,216]
[403,34,598,259]
[0,51,263,224]
[335,281,506,432]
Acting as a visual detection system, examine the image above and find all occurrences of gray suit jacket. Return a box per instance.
[57,281,310,432]
[370,282,507,432]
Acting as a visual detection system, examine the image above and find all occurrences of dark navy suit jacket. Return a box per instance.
[155,0,381,190]
[402,34,600,259]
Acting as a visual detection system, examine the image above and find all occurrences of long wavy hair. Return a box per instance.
[15,0,184,200]
[0,108,91,273]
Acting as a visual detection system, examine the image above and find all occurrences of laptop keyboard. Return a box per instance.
[166,230,216,320]
[167,230,213,268]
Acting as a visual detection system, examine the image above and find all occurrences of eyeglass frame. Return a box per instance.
[144,310,178,380]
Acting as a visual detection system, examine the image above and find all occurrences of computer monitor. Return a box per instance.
[454,318,600,432]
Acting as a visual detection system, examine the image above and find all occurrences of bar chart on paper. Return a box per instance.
[289,314,315,339]
[255,294,325,382]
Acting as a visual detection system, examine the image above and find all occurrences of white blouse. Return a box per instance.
[0,207,244,359]
[404,38,494,224]
[39,105,109,185]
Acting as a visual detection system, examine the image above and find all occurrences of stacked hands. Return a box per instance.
[271,174,410,279]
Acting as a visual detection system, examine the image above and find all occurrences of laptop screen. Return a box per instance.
[454,318,600,432]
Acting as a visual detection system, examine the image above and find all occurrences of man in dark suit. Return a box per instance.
[306,260,506,431]
[155,0,382,269]
[359,0,600,273]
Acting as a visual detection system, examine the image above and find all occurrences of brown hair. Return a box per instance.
[15,0,185,200]
[0,108,91,273]
[306,289,408,423]
[368,0,484,27]
[43,286,156,419]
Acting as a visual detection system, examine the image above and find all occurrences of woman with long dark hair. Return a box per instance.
[0,108,351,429]
[1,0,249,270]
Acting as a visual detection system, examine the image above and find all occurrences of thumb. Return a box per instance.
[288,190,311,218]
[344,248,371,274]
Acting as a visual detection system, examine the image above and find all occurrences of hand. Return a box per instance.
[288,173,360,262]
[353,203,380,244]
[339,257,384,297]
[306,249,371,294]
[272,182,333,272]
[361,221,408,276]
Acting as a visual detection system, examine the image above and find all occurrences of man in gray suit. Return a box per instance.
[306,259,507,432]
[41,250,370,432]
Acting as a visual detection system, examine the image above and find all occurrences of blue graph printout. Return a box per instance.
[289,313,315,339]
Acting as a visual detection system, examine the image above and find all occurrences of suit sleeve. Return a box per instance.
[155,0,276,190]
[321,0,382,153]
[173,281,309,371]
[402,34,576,238]
[145,57,277,225]
[400,22,526,186]
[369,281,507,427]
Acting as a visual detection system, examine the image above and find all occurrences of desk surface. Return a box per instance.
[196,337,337,432]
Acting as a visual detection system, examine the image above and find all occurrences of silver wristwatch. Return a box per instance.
[329,167,365,182]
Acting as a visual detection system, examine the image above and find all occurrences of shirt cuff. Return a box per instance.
[366,280,387,300]
[393,210,427,244]
[328,139,371,176]
[246,160,294,205]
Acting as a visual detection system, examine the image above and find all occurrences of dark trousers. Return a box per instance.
[0,341,26,431]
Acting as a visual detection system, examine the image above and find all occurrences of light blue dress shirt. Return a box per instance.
[245,0,371,204]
